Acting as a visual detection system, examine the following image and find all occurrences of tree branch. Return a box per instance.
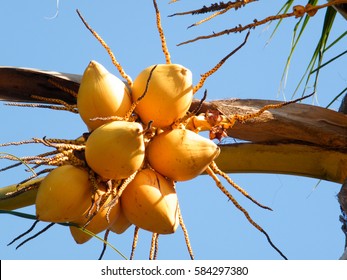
[191,99,347,149]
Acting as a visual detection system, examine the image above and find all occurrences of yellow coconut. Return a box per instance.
[131,64,193,128]
[35,165,92,223]
[109,203,132,234]
[69,187,121,244]
[147,129,220,181]
[121,168,179,234]
[85,120,145,180]
[77,60,132,130]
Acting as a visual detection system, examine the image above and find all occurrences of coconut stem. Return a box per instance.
[5,100,78,114]
[153,0,171,64]
[149,232,159,260]
[193,30,250,94]
[0,178,43,211]
[98,229,110,260]
[76,9,133,87]
[130,226,140,260]
[15,222,55,250]
[178,204,194,260]
[209,161,272,211]
[124,65,158,120]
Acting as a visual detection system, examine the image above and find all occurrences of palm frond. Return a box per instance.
[296,6,337,98]
[266,0,295,45]
[279,0,319,97]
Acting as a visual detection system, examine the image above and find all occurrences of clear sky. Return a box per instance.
[0,0,346,260]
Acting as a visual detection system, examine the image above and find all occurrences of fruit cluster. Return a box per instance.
[1,0,289,259]
[35,60,221,246]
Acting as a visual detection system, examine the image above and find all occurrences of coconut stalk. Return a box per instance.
[0,178,42,210]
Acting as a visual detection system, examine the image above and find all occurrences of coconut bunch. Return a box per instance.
[33,59,221,243]
[32,1,266,258]
[0,1,228,256]
[1,0,288,259]
[33,1,255,250]
[2,55,288,260]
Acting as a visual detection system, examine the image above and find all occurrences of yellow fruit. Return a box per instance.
[35,165,91,223]
[85,121,145,180]
[109,203,132,234]
[121,169,179,234]
[132,64,193,128]
[77,60,132,130]
[69,187,121,244]
[147,129,220,181]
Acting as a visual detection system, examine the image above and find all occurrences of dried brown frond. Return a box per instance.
[177,1,340,46]
[187,5,234,29]
[48,78,78,99]
[169,1,257,17]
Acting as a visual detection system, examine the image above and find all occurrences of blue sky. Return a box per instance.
[0,0,346,260]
